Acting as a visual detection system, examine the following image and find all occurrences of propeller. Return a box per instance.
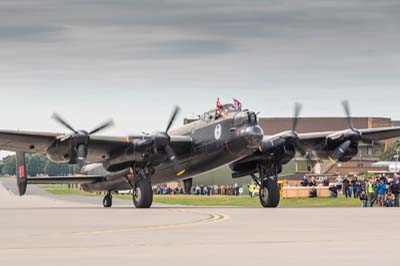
[328,101,362,163]
[292,102,302,132]
[342,100,354,130]
[290,103,308,156]
[52,113,114,169]
[163,106,186,177]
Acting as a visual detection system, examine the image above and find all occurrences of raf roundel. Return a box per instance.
[214,124,222,140]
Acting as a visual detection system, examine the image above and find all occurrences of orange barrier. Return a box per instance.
[282,186,331,199]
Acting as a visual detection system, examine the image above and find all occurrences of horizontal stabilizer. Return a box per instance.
[27,176,105,185]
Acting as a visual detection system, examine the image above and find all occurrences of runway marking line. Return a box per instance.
[70,209,230,236]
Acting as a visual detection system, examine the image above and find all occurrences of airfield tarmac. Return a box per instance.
[1,178,399,266]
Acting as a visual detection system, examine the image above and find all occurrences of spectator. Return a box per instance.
[301,176,309,187]
[379,174,387,184]
[377,180,387,207]
[354,178,362,199]
[343,176,350,199]
[386,192,394,207]
[329,184,338,198]
[367,179,375,207]
[309,186,317,198]
[351,177,356,197]
[335,175,343,195]
[309,176,317,187]
[390,176,400,207]
[359,191,368,207]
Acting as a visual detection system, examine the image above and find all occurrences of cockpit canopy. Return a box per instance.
[234,111,258,127]
[200,104,241,122]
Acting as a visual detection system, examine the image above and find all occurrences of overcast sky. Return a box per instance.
[0,0,399,145]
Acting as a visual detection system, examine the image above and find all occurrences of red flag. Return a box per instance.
[233,98,242,109]
[216,98,223,110]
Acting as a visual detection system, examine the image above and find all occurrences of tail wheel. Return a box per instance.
[133,179,153,208]
[103,193,112,208]
[259,178,280,208]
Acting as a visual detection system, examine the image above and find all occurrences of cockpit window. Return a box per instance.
[234,112,249,127]
[201,110,216,122]
[249,112,257,123]
[234,112,257,127]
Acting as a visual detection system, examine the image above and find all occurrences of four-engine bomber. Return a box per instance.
[1,100,400,208]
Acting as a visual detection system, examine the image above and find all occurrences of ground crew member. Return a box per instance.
[367,179,375,207]
[249,183,257,198]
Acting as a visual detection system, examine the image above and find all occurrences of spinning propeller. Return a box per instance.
[163,106,186,177]
[329,101,364,163]
[289,103,309,157]
[52,113,114,169]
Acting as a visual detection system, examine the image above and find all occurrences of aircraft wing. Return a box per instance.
[0,130,131,160]
[298,126,400,148]
[0,130,59,153]
[0,129,192,164]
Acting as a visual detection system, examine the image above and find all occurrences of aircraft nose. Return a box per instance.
[243,125,264,147]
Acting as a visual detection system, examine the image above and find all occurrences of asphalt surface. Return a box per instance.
[1,177,399,266]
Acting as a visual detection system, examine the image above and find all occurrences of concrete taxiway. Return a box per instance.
[1,177,399,266]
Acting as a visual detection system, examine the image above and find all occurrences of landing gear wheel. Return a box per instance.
[103,193,112,208]
[259,178,280,208]
[133,179,153,208]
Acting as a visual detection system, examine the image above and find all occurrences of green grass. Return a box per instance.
[43,185,362,207]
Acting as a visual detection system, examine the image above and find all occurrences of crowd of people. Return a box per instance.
[154,183,243,196]
[301,174,400,207]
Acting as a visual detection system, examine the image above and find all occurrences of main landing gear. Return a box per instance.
[102,166,154,209]
[251,162,281,208]
[133,179,153,208]
[130,166,154,208]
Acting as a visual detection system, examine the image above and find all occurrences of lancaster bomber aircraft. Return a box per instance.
[1,100,400,208]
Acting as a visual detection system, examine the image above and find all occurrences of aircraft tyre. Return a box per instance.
[259,178,280,208]
[103,193,112,208]
[133,179,153,208]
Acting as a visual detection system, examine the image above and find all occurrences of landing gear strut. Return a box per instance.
[103,191,112,208]
[130,166,154,208]
[251,162,281,208]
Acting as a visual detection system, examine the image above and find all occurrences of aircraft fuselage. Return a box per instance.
[82,109,264,192]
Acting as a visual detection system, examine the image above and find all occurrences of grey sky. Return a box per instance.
[0,0,399,142]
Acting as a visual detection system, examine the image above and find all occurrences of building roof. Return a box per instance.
[258,117,394,135]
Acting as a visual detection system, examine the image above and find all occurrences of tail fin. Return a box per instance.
[15,152,27,196]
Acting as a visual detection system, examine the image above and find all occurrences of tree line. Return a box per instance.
[0,154,75,176]
[380,140,400,161]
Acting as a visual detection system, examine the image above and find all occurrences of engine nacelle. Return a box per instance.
[46,140,77,164]
[230,138,296,178]
[335,143,358,162]
[316,140,359,162]
[259,137,296,164]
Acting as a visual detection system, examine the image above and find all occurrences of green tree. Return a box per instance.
[26,154,46,176]
[1,154,75,176]
[380,140,400,161]
[2,155,16,176]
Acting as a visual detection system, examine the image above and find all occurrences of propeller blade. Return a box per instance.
[292,103,302,132]
[165,106,181,133]
[165,144,185,177]
[89,119,115,135]
[342,101,354,130]
[52,113,77,134]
